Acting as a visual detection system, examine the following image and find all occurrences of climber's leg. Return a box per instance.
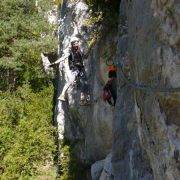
[111,84,117,106]
[80,92,86,105]
[58,82,71,101]
[79,78,91,105]
[75,69,91,105]
[111,93,117,106]
[107,99,113,106]
[109,79,117,106]
[84,83,91,103]
[58,70,78,101]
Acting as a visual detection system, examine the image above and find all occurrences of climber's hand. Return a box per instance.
[75,62,83,67]
[49,63,55,67]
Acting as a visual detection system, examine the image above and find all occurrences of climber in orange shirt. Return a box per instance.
[103,65,117,106]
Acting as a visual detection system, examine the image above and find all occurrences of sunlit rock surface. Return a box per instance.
[54,0,114,165]
[50,0,180,179]
[112,0,180,179]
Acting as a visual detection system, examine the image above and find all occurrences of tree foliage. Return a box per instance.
[0,0,57,91]
[0,85,55,179]
[0,0,57,179]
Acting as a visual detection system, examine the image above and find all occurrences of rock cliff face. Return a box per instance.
[112,0,180,179]
[54,0,114,164]
[52,0,180,179]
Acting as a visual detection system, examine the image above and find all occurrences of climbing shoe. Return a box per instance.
[80,99,91,106]
[80,99,86,106]
[58,94,66,101]
[85,100,91,105]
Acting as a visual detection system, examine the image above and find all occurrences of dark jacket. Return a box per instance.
[68,51,84,71]
[104,78,117,106]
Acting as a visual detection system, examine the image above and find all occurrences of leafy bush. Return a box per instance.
[0,0,57,91]
[84,0,120,49]
[0,85,56,179]
[0,0,57,179]
[59,143,87,180]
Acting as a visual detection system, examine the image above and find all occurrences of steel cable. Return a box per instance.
[117,62,180,93]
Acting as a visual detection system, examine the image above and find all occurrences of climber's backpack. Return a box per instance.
[102,87,112,102]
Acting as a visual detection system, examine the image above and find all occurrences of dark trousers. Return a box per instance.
[73,67,90,94]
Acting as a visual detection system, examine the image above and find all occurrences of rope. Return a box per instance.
[117,62,180,93]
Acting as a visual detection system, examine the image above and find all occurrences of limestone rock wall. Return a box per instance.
[112,0,180,179]
[52,0,180,179]
[54,0,115,165]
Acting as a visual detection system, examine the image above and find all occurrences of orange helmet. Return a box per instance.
[108,65,117,72]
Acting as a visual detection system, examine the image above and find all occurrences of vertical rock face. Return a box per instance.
[53,0,180,179]
[55,0,115,164]
[113,0,180,179]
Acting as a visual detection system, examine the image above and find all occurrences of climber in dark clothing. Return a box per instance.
[68,41,85,76]
[68,38,90,104]
[103,65,117,106]
[49,37,90,105]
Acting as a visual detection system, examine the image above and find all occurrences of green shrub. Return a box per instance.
[0,85,56,179]
[0,0,57,91]
[0,2,57,177]
[59,143,87,180]
[84,0,120,48]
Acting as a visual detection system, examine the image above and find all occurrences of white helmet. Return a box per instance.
[70,36,79,44]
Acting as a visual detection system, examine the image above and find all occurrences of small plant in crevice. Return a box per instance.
[59,139,88,180]
[86,0,120,25]
[83,0,121,48]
